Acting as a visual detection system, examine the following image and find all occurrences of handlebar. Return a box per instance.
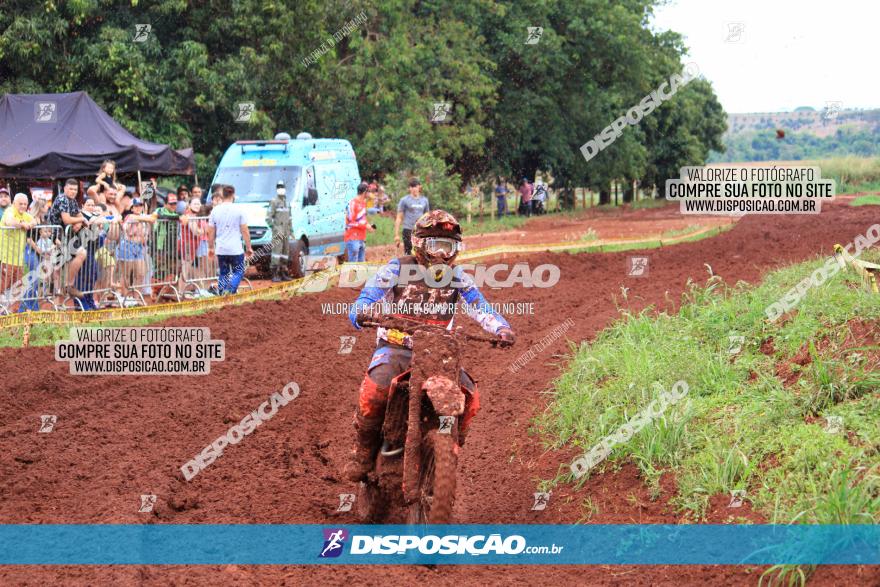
[359,316,505,346]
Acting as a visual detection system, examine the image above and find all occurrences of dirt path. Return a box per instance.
[0,200,877,585]
[365,204,736,262]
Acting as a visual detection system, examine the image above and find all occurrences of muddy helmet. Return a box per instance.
[412,210,463,265]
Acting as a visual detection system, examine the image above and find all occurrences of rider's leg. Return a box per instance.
[458,369,480,446]
[344,346,412,481]
[343,374,389,482]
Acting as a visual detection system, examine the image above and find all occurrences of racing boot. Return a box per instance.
[343,410,384,482]
[271,266,282,282]
[280,266,293,282]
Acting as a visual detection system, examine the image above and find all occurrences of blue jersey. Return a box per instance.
[348,258,510,347]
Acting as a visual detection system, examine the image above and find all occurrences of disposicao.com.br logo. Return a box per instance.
[319,528,349,558]
[319,529,563,558]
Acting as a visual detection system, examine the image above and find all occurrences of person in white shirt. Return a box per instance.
[207,185,253,295]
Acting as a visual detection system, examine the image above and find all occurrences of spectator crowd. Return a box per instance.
[0,160,246,313]
[1,167,551,313]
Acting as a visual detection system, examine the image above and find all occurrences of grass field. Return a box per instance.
[813,157,880,193]
[851,194,880,207]
[538,250,880,536]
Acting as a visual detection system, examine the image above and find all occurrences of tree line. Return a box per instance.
[1,0,727,207]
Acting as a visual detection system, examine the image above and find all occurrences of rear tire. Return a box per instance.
[407,430,457,524]
[289,239,307,279]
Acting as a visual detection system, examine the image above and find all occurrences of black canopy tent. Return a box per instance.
[0,91,194,180]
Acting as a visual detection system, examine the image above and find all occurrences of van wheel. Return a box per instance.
[289,240,307,278]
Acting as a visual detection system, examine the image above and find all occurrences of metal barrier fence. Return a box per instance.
[177,215,252,298]
[177,215,216,298]
[61,220,130,311]
[0,213,253,314]
[0,224,66,313]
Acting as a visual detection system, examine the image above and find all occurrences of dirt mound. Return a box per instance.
[2,204,879,585]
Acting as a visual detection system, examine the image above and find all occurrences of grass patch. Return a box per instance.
[850,194,880,207]
[814,157,880,193]
[537,249,880,525]
[365,214,396,247]
[0,308,218,348]
[631,197,669,209]
[661,224,705,239]
[462,214,529,235]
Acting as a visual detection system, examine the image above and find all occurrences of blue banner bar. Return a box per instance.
[0,525,877,565]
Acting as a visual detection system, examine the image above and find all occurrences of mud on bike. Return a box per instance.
[355,315,509,524]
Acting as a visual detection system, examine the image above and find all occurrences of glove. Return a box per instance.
[496,328,516,347]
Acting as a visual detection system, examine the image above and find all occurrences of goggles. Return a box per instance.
[420,237,463,257]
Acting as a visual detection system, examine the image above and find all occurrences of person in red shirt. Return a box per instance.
[344,182,375,262]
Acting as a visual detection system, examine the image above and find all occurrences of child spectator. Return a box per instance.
[35,225,61,297]
[95,160,124,196]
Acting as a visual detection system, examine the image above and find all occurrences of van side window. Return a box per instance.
[304,167,318,207]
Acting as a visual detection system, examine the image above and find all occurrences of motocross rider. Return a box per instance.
[344,209,516,482]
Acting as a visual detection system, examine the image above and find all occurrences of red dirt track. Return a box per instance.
[1,202,878,585]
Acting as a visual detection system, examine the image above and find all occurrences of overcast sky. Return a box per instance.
[651,0,878,113]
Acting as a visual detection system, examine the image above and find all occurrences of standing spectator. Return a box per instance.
[116,199,154,301]
[344,182,375,263]
[208,184,224,211]
[532,181,548,215]
[266,179,293,282]
[105,184,128,218]
[393,178,430,255]
[365,182,380,214]
[518,177,533,217]
[191,185,204,204]
[154,192,180,286]
[178,197,209,290]
[73,197,110,310]
[175,185,190,214]
[46,178,89,298]
[207,185,253,295]
[19,195,51,311]
[0,193,36,301]
[94,203,118,293]
[376,183,390,212]
[494,178,508,217]
[0,187,11,216]
[27,194,49,225]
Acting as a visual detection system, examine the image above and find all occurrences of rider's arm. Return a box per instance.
[348,258,400,329]
[454,268,511,335]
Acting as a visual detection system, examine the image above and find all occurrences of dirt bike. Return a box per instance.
[356,315,506,524]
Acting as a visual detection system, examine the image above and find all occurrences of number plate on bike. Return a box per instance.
[386,328,408,346]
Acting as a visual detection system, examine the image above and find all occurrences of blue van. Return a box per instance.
[210,132,361,277]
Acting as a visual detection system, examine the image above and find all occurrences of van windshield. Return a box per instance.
[212,166,302,203]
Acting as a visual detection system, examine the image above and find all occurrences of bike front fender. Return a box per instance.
[424,375,465,416]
